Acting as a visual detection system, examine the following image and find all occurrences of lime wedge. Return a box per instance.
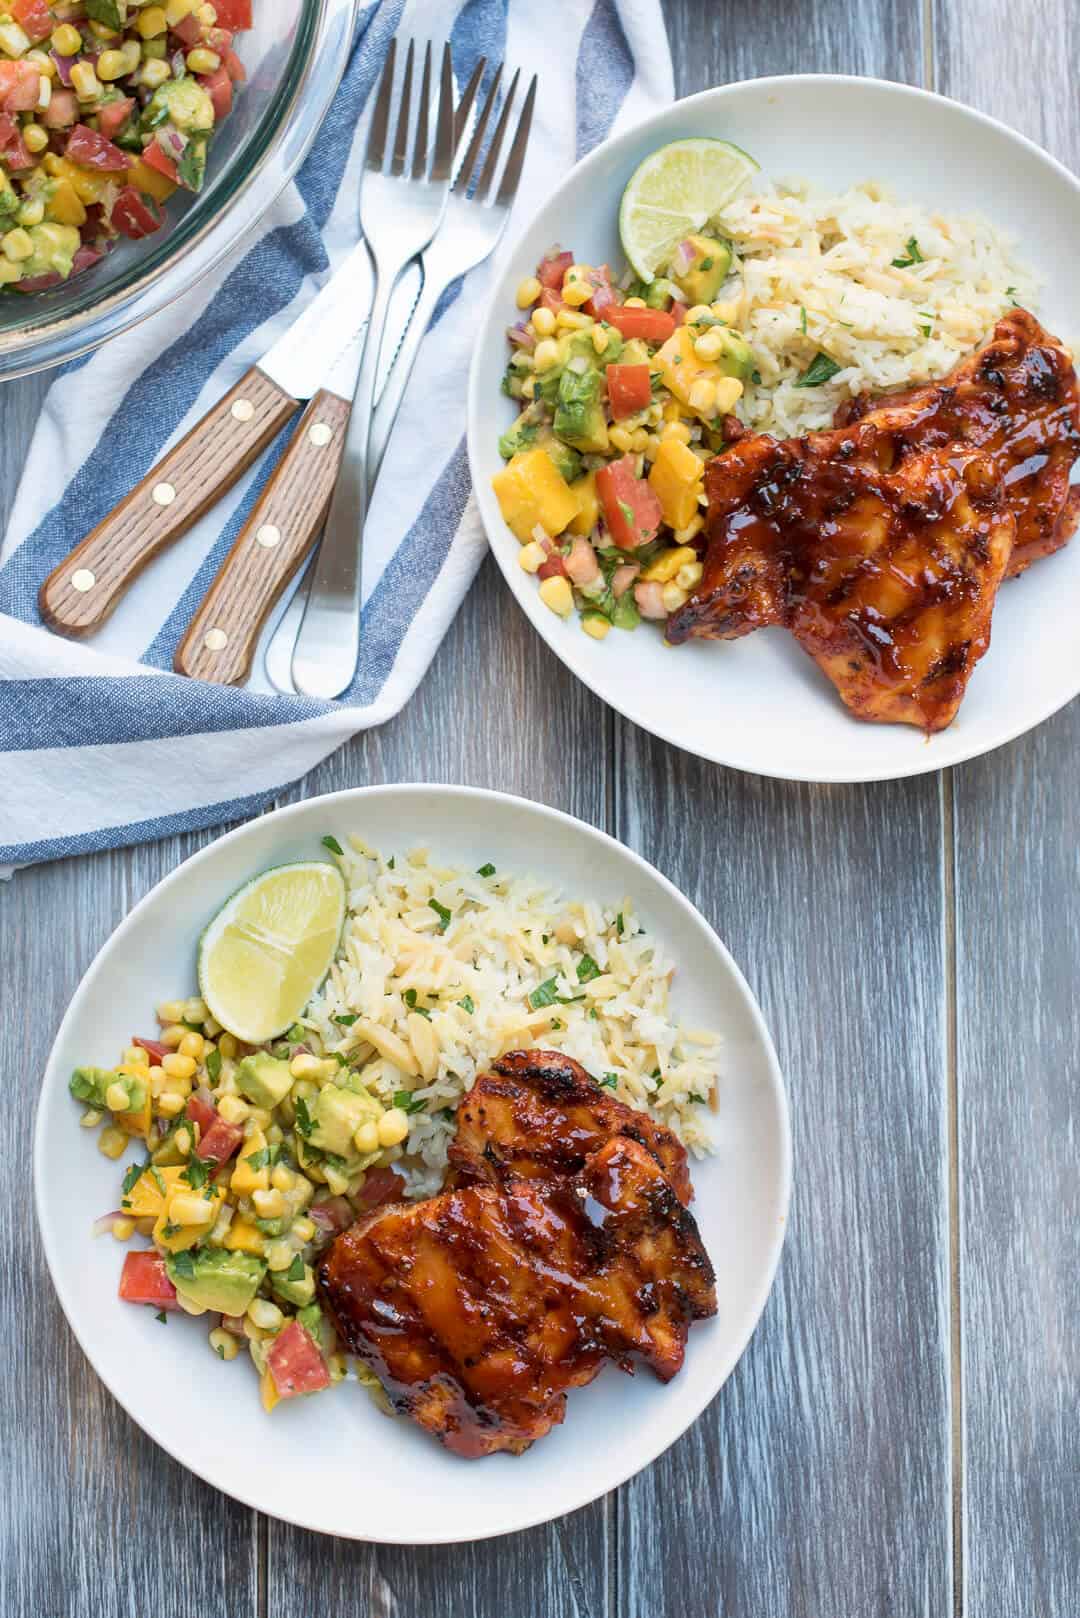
[618,138,759,281]
[197,861,347,1044]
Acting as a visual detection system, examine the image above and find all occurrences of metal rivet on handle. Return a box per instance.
[256,524,281,549]
[308,422,333,447]
[203,628,228,652]
[231,398,255,422]
[70,568,95,592]
[152,482,176,507]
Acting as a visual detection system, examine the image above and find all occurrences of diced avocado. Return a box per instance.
[310,1082,382,1158]
[166,1248,266,1316]
[669,234,733,306]
[235,1053,294,1111]
[176,137,208,194]
[501,350,533,399]
[618,337,651,369]
[644,277,683,310]
[25,223,79,281]
[553,364,608,454]
[69,1067,119,1109]
[498,409,541,461]
[270,1258,316,1309]
[711,328,754,381]
[149,77,215,136]
[537,430,583,484]
[537,329,622,408]
[298,1303,334,1356]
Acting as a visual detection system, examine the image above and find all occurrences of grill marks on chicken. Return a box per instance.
[450,1048,693,1205]
[317,1052,715,1458]
[667,311,1080,730]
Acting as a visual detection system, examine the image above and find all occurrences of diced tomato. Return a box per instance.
[537,249,573,290]
[670,300,688,327]
[13,272,61,292]
[205,27,235,51]
[98,97,134,142]
[184,1092,218,1135]
[583,265,619,320]
[195,1115,244,1166]
[43,89,77,129]
[221,45,246,83]
[596,455,664,550]
[172,15,203,47]
[537,552,569,580]
[132,1036,170,1063]
[213,0,253,28]
[538,287,563,316]
[118,1251,180,1311]
[111,187,161,239]
[605,363,652,420]
[12,0,54,44]
[0,59,42,112]
[198,66,232,122]
[607,304,676,344]
[0,114,31,169]
[142,138,178,184]
[352,1167,405,1215]
[65,123,130,172]
[267,1321,331,1398]
[71,245,105,275]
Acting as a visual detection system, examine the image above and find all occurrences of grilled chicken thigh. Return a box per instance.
[667,310,1080,731]
[317,1053,715,1458]
[450,1048,693,1205]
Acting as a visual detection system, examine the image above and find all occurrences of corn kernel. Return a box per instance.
[591,324,610,355]
[561,273,592,308]
[162,1052,196,1080]
[156,1000,186,1025]
[555,308,591,331]
[104,1081,130,1112]
[51,24,83,57]
[185,46,220,74]
[531,305,555,337]
[533,337,559,371]
[209,1327,239,1360]
[328,1352,348,1383]
[712,299,739,323]
[353,1119,380,1156]
[247,1298,283,1331]
[2,228,33,263]
[35,74,50,110]
[643,433,661,461]
[630,428,650,454]
[676,561,704,591]
[642,544,697,584]
[515,274,541,309]
[323,1160,350,1196]
[96,48,128,80]
[70,61,102,100]
[662,581,689,612]
[80,1108,103,1128]
[292,1216,316,1244]
[270,1163,294,1194]
[265,1239,293,1272]
[184,997,208,1024]
[377,1107,410,1148]
[111,1217,135,1241]
[253,1187,286,1220]
[137,5,169,37]
[0,21,31,58]
[687,378,717,414]
[693,329,728,362]
[176,1294,207,1317]
[174,1126,192,1158]
[624,296,647,308]
[98,1126,126,1160]
[520,375,536,400]
[289,1052,323,1079]
[686,304,714,324]
[122,1044,148,1068]
[179,1031,205,1062]
[169,1192,215,1227]
[713,376,744,413]
[165,0,199,23]
[582,614,610,640]
[608,425,633,453]
[136,1217,156,1237]
[203,1016,222,1037]
[218,1032,237,1061]
[661,419,692,444]
[673,513,705,545]
[537,575,574,618]
[87,19,120,40]
[517,540,546,574]
[160,1023,186,1048]
[196,2,218,22]
[157,1091,184,1118]
[216,1094,249,1126]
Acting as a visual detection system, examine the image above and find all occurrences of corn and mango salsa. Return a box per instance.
[0,0,252,292]
[73,992,408,1413]
[493,229,758,637]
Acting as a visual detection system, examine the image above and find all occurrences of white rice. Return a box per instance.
[713,177,1039,438]
[299,836,722,1198]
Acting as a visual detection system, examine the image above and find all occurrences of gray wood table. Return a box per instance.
[3,3,1077,1613]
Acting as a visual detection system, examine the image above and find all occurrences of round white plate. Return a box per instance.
[34,786,790,1543]
[468,76,1080,782]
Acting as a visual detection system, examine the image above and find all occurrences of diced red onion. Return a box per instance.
[612,563,640,598]
[92,1211,124,1236]
[564,536,600,585]
[220,1313,246,1336]
[49,51,75,86]
[159,124,188,159]
[671,239,695,274]
[310,1195,353,1234]
[507,322,535,350]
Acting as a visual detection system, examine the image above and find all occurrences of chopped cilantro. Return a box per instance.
[477,863,496,878]
[403,989,432,1019]
[332,1013,358,1027]
[392,1091,426,1116]
[438,1106,455,1121]
[800,305,808,334]
[183,1156,209,1189]
[121,1161,145,1197]
[589,1008,600,1022]
[321,834,344,856]
[286,1254,305,1282]
[294,1097,314,1138]
[577,954,601,983]
[794,352,841,389]
[599,1072,619,1089]
[689,1092,707,1105]
[751,368,762,384]
[429,898,453,933]
[155,1311,167,1325]
[150,1166,166,1196]
[700,255,714,270]
[617,499,635,526]
[458,995,475,1015]
[615,911,624,936]
[387,856,395,869]
[172,1249,196,1279]
[205,1046,221,1084]
[891,236,924,268]
[244,1147,270,1170]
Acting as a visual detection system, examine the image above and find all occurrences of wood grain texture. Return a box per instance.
[937,3,1080,1610]
[38,366,298,638]
[175,390,352,684]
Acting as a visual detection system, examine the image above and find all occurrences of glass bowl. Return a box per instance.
[0,0,357,381]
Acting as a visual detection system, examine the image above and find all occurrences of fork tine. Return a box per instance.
[474,67,520,202]
[493,73,536,210]
[430,42,455,182]
[456,63,502,194]
[366,38,396,171]
[389,38,414,177]
[411,41,432,180]
[452,55,486,159]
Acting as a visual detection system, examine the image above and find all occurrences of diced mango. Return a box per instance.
[225,1216,266,1257]
[641,544,699,584]
[491,447,580,542]
[648,439,704,531]
[229,1129,269,1198]
[45,178,86,228]
[124,1165,183,1219]
[152,1179,224,1252]
[259,1365,281,1412]
[44,154,107,204]
[567,470,600,536]
[128,155,177,204]
[654,325,720,409]
[114,1062,152,1139]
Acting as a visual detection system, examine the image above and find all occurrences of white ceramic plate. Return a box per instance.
[34,786,790,1543]
[468,76,1080,782]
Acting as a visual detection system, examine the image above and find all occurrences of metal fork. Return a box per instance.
[291,38,456,702]
[264,62,537,696]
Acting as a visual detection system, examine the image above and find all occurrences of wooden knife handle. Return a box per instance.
[173,389,351,686]
[38,367,299,638]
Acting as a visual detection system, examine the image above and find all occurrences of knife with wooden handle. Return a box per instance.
[37,241,376,643]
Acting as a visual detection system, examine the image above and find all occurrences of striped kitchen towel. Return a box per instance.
[0,0,673,870]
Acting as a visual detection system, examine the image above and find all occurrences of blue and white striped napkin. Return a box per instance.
[0,0,672,870]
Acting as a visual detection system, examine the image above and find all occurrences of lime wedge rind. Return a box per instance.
[618,137,760,281]
[197,859,347,1045]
